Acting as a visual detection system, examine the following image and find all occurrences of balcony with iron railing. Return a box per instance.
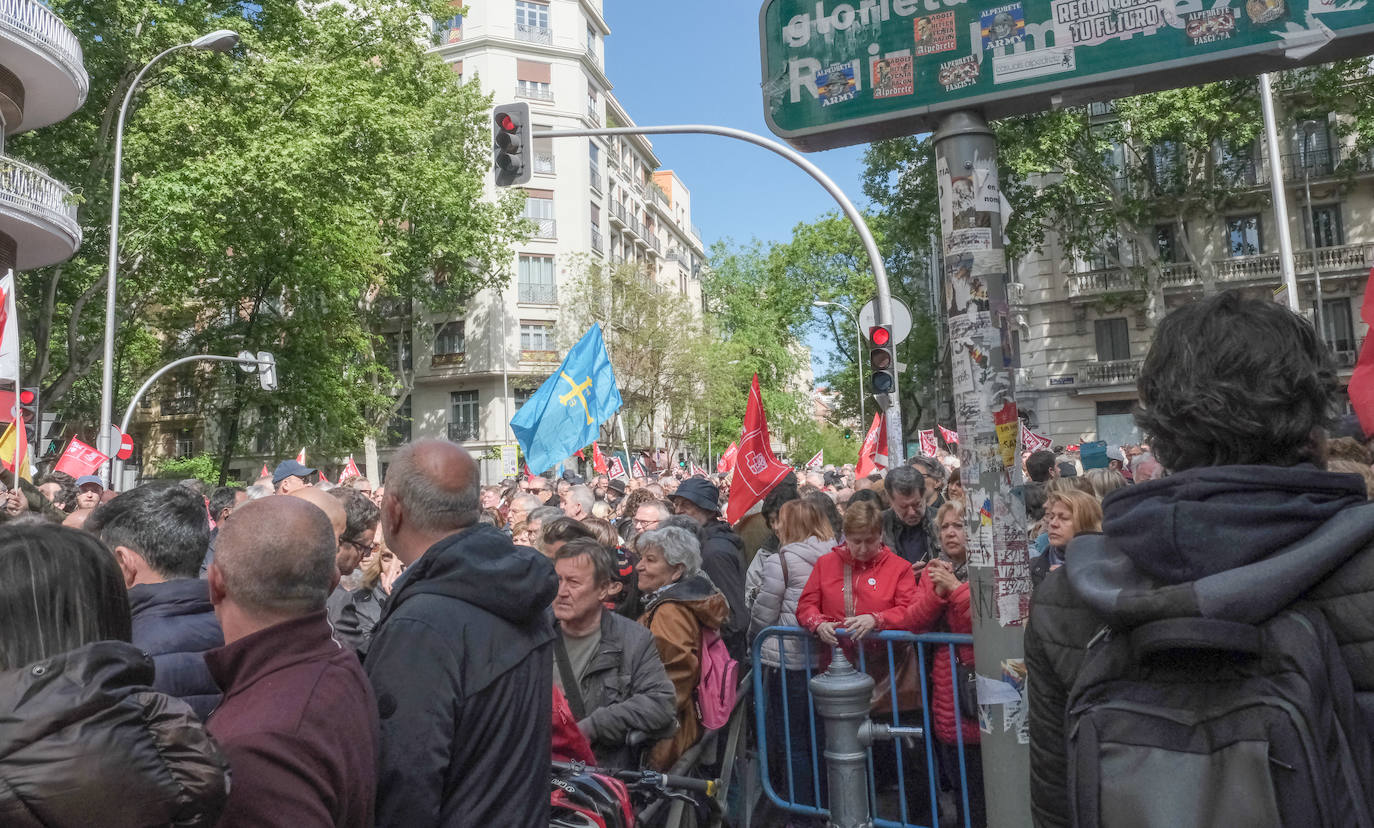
[1077,359,1144,389]
[515,22,552,44]
[0,0,88,132]
[585,101,601,125]
[1277,145,1374,181]
[648,234,662,255]
[0,155,81,269]
[585,46,601,69]
[631,221,649,246]
[1069,243,1374,298]
[589,167,602,193]
[591,225,603,254]
[518,281,557,305]
[160,396,198,416]
[447,421,479,442]
[517,84,555,103]
[609,201,628,228]
[527,217,556,239]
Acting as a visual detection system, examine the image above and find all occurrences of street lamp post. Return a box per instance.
[99,29,240,478]
[813,300,865,427]
[1301,123,1327,343]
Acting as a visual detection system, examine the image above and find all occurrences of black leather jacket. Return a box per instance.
[0,641,230,827]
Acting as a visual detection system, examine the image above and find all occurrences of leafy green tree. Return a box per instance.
[148,453,223,488]
[11,0,524,481]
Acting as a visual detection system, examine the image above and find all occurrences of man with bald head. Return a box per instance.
[204,496,378,828]
[365,440,558,827]
[289,485,355,576]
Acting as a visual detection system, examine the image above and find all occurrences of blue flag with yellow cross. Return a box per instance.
[511,323,623,475]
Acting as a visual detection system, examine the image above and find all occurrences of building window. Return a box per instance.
[514,383,540,409]
[515,1,552,43]
[518,255,556,304]
[433,321,465,366]
[524,191,556,238]
[255,406,277,455]
[382,332,412,373]
[517,79,553,101]
[175,429,195,459]
[1323,298,1356,354]
[1087,236,1120,272]
[521,321,555,351]
[1226,214,1262,257]
[587,24,597,51]
[1094,318,1131,362]
[1155,224,1182,263]
[1309,204,1343,248]
[387,396,412,445]
[432,13,462,45]
[1295,117,1333,175]
[449,390,480,442]
[1149,140,1183,190]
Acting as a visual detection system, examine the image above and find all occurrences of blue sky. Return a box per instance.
[603,1,871,373]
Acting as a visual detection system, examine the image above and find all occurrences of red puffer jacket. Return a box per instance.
[925,577,980,746]
[796,543,947,663]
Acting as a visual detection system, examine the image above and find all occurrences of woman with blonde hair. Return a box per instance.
[332,536,405,653]
[746,500,837,813]
[1032,489,1102,587]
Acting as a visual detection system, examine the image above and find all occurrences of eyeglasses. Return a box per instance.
[633,517,660,530]
[343,538,382,556]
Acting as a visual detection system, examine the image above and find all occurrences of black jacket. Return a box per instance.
[128,578,224,720]
[0,641,229,827]
[699,519,748,660]
[327,582,387,654]
[1025,465,1374,827]
[881,506,938,567]
[366,523,558,827]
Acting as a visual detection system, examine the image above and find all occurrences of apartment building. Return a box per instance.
[1013,93,1373,449]
[0,0,85,277]
[383,0,709,476]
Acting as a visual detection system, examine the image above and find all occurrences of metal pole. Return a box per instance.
[100,42,203,483]
[114,353,265,486]
[933,110,1032,828]
[1259,73,1301,312]
[1303,132,1326,340]
[536,124,903,465]
[809,647,876,828]
[616,413,632,479]
[499,289,512,443]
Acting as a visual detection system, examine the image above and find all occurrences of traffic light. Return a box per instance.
[256,351,278,391]
[492,102,531,188]
[18,387,37,445]
[869,325,896,397]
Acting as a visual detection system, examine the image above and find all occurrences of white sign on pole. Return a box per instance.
[859,296,914,345]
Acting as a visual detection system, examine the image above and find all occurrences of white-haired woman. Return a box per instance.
[636,526,730,771]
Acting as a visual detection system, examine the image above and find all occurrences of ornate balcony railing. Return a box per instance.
[589,167,601,193]
[160,396,198,416]
[1066,268,1140,298]
[0,156,80,239]
[518,281,557,304]
[517,84,555,103]
[515,23,552,44]
[591,225,603,254]
[0,0,87,100]
[528,217,556,239]
[1078,359,1143,388]
[585,101,601,125]
[447,422,479,442]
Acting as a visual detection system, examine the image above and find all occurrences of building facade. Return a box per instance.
[0,0,85,275]
[1013,94,1372,450]
[383,0,709,478]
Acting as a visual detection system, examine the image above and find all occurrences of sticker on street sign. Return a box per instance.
[859,297,915,345]
[759,0,1374,151]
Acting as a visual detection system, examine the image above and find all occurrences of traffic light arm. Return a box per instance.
[114,353,277,483]
[532,122,905,463]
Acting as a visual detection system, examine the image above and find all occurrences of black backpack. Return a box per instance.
[1065,608,1374,828]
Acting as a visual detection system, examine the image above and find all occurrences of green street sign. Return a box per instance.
[760,0,1374,150]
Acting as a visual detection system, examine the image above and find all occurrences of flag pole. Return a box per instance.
[6,270,20,483]
[616,413,632,479]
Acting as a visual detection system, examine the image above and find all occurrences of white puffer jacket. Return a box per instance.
[745,536,836,669]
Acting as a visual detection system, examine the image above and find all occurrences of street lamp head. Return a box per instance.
[191,29,240,52]
[813,300,834,308]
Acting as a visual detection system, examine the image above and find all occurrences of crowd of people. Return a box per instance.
[6,289,1374,826]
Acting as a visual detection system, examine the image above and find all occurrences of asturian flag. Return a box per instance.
[511,324,624,475]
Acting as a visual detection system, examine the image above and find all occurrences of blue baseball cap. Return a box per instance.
[272,459,317,485]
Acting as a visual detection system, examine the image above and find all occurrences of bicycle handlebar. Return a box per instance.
[552,760,718,797]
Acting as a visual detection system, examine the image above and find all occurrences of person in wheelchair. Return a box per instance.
[553,538,677,768]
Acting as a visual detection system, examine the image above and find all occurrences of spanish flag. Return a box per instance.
[0,419,30,482]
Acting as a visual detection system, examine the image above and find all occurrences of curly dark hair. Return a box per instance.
[1135,291,1336,472]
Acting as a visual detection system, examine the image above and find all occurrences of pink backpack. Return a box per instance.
[695,627,738,730]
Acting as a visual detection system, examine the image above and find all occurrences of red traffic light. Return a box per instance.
[17,389,35,405]
[497,113,517,133]
[870,326,891,347]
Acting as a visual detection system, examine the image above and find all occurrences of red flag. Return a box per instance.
[938,425,959,445]
[1351,267,1374,436]
[918,429,938,457]
[631,459,646,478]
[260,463,270,479]
[1020,423,1053,453]
[855,413,888,479]
[717,442,738,473]
[296,448,306,464]
[53,436,108,478]
[342,455,362,480]
[320,469,331,485]
[592,442,609,474]
[690,462,710,477]
[608,456,626,479]
[725,375,792,524]
[804,450,823,469]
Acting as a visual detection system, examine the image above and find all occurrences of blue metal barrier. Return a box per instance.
[752,626,980,828]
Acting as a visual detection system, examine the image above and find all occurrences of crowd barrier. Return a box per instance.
[751,626,980,828]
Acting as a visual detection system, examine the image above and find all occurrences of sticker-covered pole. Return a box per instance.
[932,110,1032,828]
